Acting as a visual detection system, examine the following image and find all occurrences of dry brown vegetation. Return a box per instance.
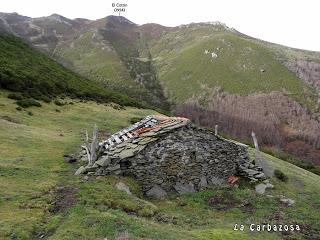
[284,59,320,91]
[175,91,320,165]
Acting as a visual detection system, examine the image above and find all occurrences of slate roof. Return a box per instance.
[95,115,190,165]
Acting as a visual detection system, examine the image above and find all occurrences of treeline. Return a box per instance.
[0,34,146,108]
[284,59,320,91]
[175,91,320,166]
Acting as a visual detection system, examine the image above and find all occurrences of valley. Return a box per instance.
[1,11,320,240]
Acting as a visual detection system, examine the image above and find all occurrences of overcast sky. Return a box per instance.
[1,0,319,51]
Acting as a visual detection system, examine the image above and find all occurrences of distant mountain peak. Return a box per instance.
[105,15,136,26]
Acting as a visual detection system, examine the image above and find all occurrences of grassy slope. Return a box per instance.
[0,34,144,108]
[0,91,156,239]
[55,32,150,100]
[149,26,317,108]
[1,91,319,240]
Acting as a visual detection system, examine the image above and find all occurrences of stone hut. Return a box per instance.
[77,115,265,195]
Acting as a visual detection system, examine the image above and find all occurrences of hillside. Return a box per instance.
[0,91,319,240]
[1,13,320,178]
[0,13,170,109]
[1,13,319,107]
[0,34,147,108]
[149,24,316,104]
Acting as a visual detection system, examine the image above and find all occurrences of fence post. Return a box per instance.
[251,131,274,177]
[215,125,218,136]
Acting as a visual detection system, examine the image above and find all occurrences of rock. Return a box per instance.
[95,156,110,167]
[210,177,225,185]
[199,176,208,188]
[106,164,120,171]
[146,185,167,199]
[254,172,265,179]
[75,166,86,175]
[255,183,267,194]
[280,197,295,206]
[118,149,138,159]
[174,182,195,194]
[64,154,77,163]
[115,182,132,195]
[265,183,274,189]
[244,169,261,176]
[83,176,89,181]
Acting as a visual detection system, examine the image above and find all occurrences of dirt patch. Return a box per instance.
[207,192,255,213]
[207,192,240,211]
[239,200,256,214]
[266,211,286,222]
[49,185,78,213]
[266,212,320,240]
[294,223,320,240]
[280,223,320,240]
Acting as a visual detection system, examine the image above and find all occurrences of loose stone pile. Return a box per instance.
[76,115,266,195]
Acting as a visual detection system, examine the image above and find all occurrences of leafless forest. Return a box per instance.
[175,91,320,165]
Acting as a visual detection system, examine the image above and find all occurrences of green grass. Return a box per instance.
[0,34,145,108]
[55,32,149,98]
[149,26,317,110]
[0,90,155,239]
[55,31,170,110]
[0,90,319,239]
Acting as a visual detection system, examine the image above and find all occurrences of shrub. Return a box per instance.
[16,99,42,108]
[16,107,22,111]
[38,95,52,103]
[8,93,23,100]
[130,117,143,124]
[274,169,288,182]
[54,100,65,106]
[27,111,33,116]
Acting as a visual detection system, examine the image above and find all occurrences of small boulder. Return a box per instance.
[265,183,274,189]
[279,197,295,206]
[199,176,208,188]
[64,154,77,163]
[254,172,266,179]
[146,185,167,199]
[210,177,225,185]
[115,182,132,195]
[75,166,86,175]
[174,182,196,194]
[255,183,267,194]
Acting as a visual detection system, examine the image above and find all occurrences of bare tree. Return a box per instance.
[82,124,99,166]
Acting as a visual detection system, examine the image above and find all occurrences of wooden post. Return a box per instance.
[251,131,259,150]
[215,125,218,136]
[251,131,274,177]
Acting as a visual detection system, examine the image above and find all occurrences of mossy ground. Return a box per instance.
[0,90,319,239]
